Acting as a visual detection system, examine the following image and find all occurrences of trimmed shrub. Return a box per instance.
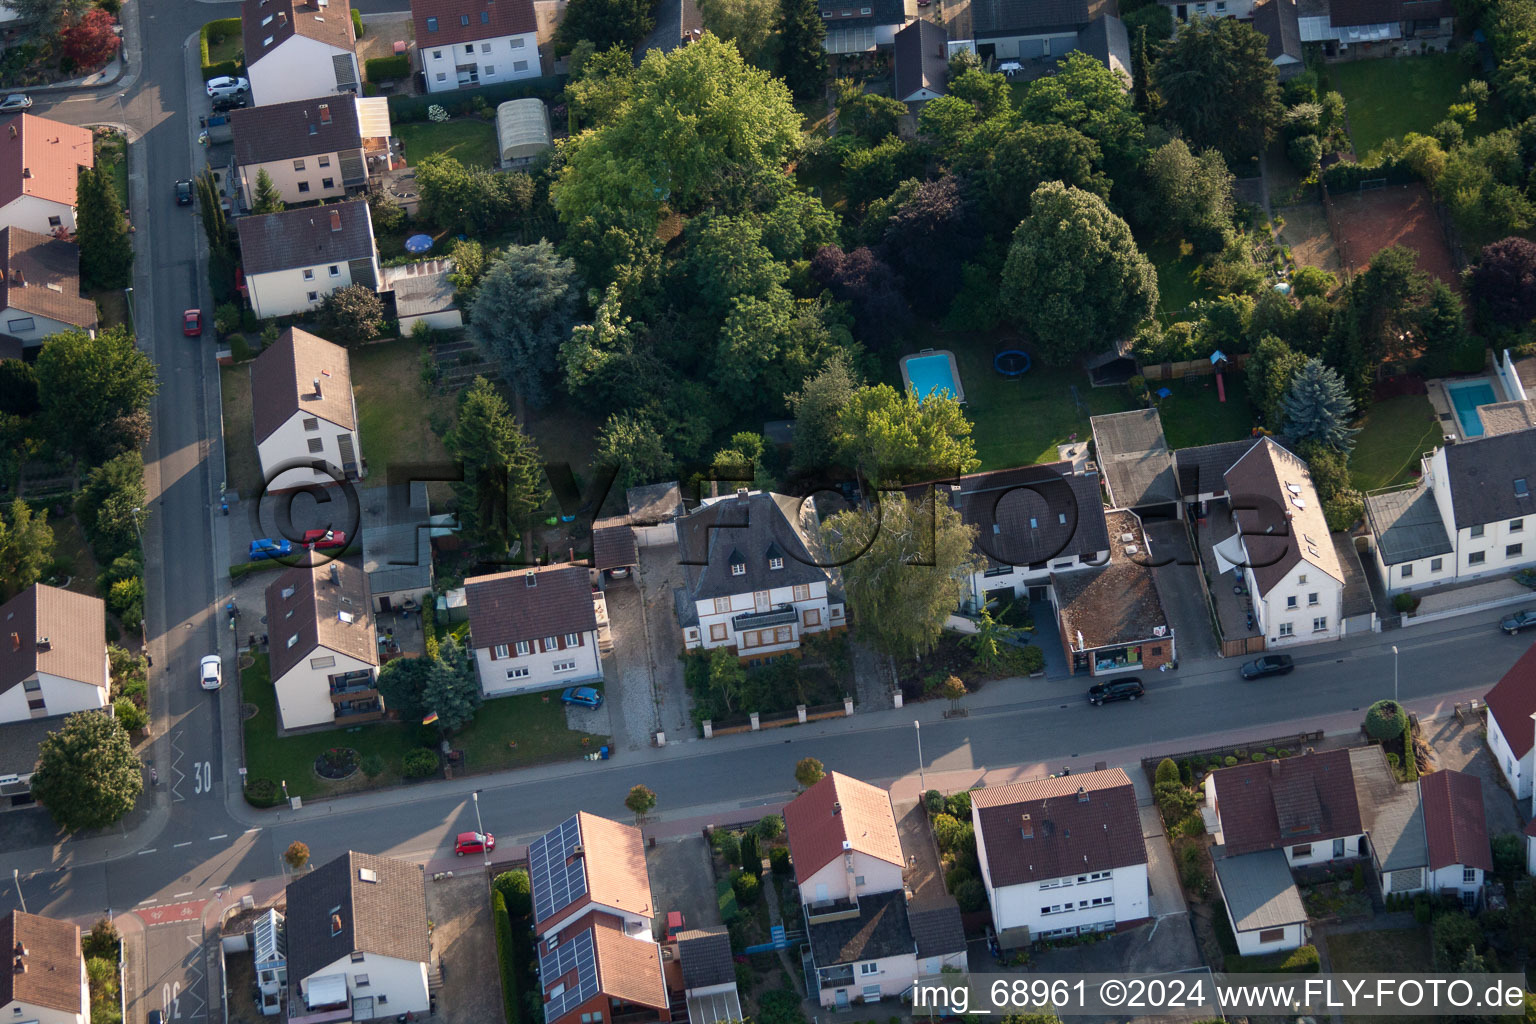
[1179,761,1193,786]
[923,789,944,814]
[366,54,410,81]
[388,76,565,122]
[1226,944,1320,973]
[360,754,386,778]
[1224,756,1238,766]
[731,870,760,906]
[113,698,147,731]
[1351,863,1365,890]
[769,846,791,876]
[944,865,973,892]
[403,748,439,778]
[491,890,520,1024]
[740,832,761,877]
[494,870,533,917]
[1251,752,1265,762]
[350,6,363,36]
[1364,699,1408,741]
[1155,757,1180,786]
[244,778,281,807]
[712,830,741,867]
[953,877,986,912]
[756,814,784,840]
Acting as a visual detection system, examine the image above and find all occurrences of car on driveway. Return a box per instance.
[1240,654,1295,680]
[183,308,202,336]
[1501,608,1536,635]
[249,538,292,560]
[0,94,32,112]
[210,93,248,113]
[175,179,193,205]
[1087,678,1144,705]
[302,528,346,550]
[205,76,249,99]
[454,831,494,856]
[561,686,603,708]
[200,654,223,691]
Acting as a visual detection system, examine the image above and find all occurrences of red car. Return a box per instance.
[454,831,494,856]
[302,528,347,550]
[183,309,202,336]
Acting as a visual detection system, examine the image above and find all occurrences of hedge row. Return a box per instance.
[491,891,520,1024]
[366,54,410,81]
[387,75,565,122]
[351,6,364,37]
[1321,155,1417,194]
[199,17,242,81]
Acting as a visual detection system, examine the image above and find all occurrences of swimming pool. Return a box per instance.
[900,349,965,404]
[1447,379,1497,437]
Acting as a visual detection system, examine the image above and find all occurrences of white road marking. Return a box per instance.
[173,891,195,898]
[173,841,192,848]
[138,848,157,855]
[243,827,260,834]
[207,834,227,840]
[138,898,156,905]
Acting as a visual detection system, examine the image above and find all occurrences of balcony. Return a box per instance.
[329,671,377,698]
[804,895,860,925]
[332,698,384,722]
[817,965,855,990]
[287,1002,352,1024]
[732,605,799,630]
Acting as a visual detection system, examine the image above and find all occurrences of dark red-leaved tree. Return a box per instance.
[880,175,983,319]
[1469,237,1536,329]
[809,245,910,348]
[60,10,121,68]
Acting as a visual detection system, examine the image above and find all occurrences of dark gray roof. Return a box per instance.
[894,19,949,101]
[1364,484,1452,565]
[1329,0,1449,27]
[1091,409,1179,510]
[0,712,79,779]
[1174,439,1263,500]
[592,517,638,571]
[673,587,698,627]
[970,0,1092,36]
[816,0,906,26]
[1252,0,1303,61]
[1211,848,1307,932]
[908,464,1111,569]
[907,904,965,958]
[807,890,913,968]
[1349,746,1426,874]
[1074,13,1131,79]
[286,851,429,983]
[236,201,375,276]
[1442,430,1536,530]
[676,928,735,989]
[230,96,362,168]
[359,483,432,596]
[677,491,833,603]
[627,482,684,524]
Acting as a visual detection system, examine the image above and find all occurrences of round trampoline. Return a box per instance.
[994,349,1032,377]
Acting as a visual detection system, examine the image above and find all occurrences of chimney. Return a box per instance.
[832,801,841,815]
[1077,786,1088,804]
[278,10,287,21]
[329,564,341,585]
[1020,813,1033,839]
[9,632,17,651]
[36,636,50,652]
[319,103,332,124]
[525,572,537,588]
[329,208,342,231]
[313,377,323,398]
[20,167,30,179]
[736,487,749,500]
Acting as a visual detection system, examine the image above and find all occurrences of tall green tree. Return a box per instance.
[252,169,284,214]
[419,634,483,731]
[595,410,675,489]
[566,43,638,128]
[778,0,827,102]
[552,0,654,54]
[963,606,1017,675]
[35,326,158,464]
[0,498,54,600]
[1133,24,1153,114]
[75,165,134,290]
[7,0,89,38]
[1152,17,1281,157]
[1281,358,1359,452]
[445,377,548,552]
[826,493,981,659]
[1137,138,1234,253]
[786,351,862,473]
[76,451,147,562]
[837,384,979,484]
[696,0,781,69]
[195,168,230,256]
[30,711,143,832]
[999,182,1158,365]
[374,651,434,722]
[1021,53,1146,185]
[469,242,580,407]
[1246,334,1307,428]
[984,123,1108,226]
[317,284,386,346]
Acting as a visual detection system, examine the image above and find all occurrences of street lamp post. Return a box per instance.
[914,720,925,793]
[1392,645,1399,704]
[471,790,490,870]
[12,868,25,914]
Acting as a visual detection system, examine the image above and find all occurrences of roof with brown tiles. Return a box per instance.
[784,772,905,886]
[249,327,355,443]
[464,565,597,649]
[0,227,97,331]
[529,812,654,935]
[243,0,357,67]
[1484,642,1536,759]
[285,851,429,985]
[235,201,374,278]
[1053,510,1170,652]
[230,96,362,168]
[1225,436,1343,596]
[411,0,536,48]
[0,910,83,1015]
[264,563,377,681]
[590,916,668,1013]
[0,114,93,211]
[1420,769,1492,872]
[1210,748,1362,857]
[0,583,106,694]
[971,768,1146,887]
[591,518,638,571]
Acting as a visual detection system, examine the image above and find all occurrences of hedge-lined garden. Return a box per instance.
[199,17,241,81]
[388,75,565,121]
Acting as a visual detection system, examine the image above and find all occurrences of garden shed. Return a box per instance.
[495,98,552,165]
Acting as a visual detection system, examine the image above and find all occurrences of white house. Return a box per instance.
[1420,769,1492,909]
[0,114,92,237]
[0,227,98,344]
[1217,436,1345,646]
[1484,642,1536,801]
[242,0,361,107]
[285,852,430,1021]
[0,910,88,1024]
[249,327,363,491]
[236,203,380,320]
[264,564,380,731]
[1211,850,1308,955]
[971,769,1150,944]
[1205,748,1367,866]
[1366,428,1536,592]
[0,584,109,724]
[785,772,965,1008]
[675,489,845,661]
[464,565,602,698]
[231,96,392,208]
[412,0,540,92]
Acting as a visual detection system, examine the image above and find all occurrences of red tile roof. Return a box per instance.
[590,915,668,1014]
[0,910,83,1015]
[411,0,536,47]
[1210,748,1362,856]
[784,772,904,886]
[1420,769,1492,872]
[0,227,97,331]
[0,114,93,211]
[1485,642,1536,759]
[465,565,598,649]
[971,768,1146,886]
[0,583,106,694]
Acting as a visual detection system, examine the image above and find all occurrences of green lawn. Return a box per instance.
[1349,393,1440,492]
[456,690,609,771]
[1144,238,1212,325]
[47,512,101,598]
[219,363,263,500]
[398,119,499,169]
[205,21,242,64]
[1328,53,1474,160]
[351,338,456,484]
[1154,377,1257,450]
[1325,927,1433,972]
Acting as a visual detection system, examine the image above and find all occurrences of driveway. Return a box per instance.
[1144,520,1217,663]
[1423,713,1526,838]
[637,543,693,740]
[424,872,500,1024]
[645,835,720,939]
[599,577,655,753]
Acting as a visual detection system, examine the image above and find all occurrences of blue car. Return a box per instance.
[561,686,603,708]
[249,538,293,560]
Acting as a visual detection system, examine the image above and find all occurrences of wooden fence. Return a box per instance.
[1220,635,1266,658]
[1142,353,1251,381]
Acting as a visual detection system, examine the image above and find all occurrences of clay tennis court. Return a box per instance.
[1323,181,1460,290]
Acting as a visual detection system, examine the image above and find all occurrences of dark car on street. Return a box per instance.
[1501,608,1536,635]
[1240,654,1295,680]
[174,179,193,205]
[1087,679,1144,705]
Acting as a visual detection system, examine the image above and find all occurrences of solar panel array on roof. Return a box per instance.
[530,815,588,925]
[540,927,599,1022]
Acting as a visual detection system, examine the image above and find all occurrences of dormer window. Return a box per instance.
[731,563,746,576]
[769,557,784,570]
